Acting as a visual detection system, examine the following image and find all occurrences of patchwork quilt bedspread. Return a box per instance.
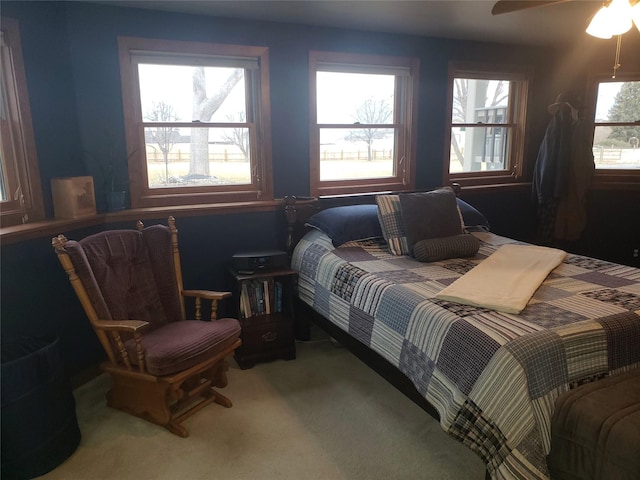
[291,229,640,480]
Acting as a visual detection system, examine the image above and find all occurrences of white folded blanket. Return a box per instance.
[434,244,566,314]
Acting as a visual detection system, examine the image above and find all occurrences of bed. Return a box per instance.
[286,189,640,480]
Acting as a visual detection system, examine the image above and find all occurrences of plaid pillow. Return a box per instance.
[399,190,463,254]
[376,188,465,256]
[376,194,409,255]
[413,234,480,263]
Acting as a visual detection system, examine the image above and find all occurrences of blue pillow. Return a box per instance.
[456,198,490,231]
[306,204,383,247]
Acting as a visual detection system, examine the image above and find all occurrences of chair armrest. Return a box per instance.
[182,289,232,301]
[95,319,150,333]
[93,319,150,372]
[182,290,232,320]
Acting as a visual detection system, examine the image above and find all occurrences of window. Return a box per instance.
[589,75,640,179]
[309,51,419,197]
[118,37,272,208]
[0,17,44,227]
[444,63,530,188]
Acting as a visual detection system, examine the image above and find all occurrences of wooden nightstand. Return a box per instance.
[228,267,297,369]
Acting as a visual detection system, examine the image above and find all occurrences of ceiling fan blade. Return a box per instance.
[491,0,572,15]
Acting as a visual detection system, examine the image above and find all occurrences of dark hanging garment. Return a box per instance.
[532,105,574,204]
[532,92,594,245]
[554,116,595,242]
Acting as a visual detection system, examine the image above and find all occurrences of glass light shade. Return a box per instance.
[632,2,640,32]
[586,0,633,38]
[587,6,614,38]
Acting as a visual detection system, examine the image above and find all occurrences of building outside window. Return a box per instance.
[118,37,272,208]
[309,51,419,197]
[445,63,530,188]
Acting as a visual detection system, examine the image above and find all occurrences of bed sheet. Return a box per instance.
[291,229,640,480]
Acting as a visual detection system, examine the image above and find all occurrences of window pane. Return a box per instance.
[1,42,12,203]
[452,78,510,123]
[138,64,246,123]
[317,72,395,124]
[0,19,44,224]
[144,127,251,188]
[319,128,394,181]
[0,107,8,202]
[120,38,271,207]
[595,81,640,122]
[593,126,640,169]
[450,126,509,173]
[0,151,6,201]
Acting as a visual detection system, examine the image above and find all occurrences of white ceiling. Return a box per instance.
[95,0,620,47]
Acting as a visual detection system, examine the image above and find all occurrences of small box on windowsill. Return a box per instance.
[51,176,97,219]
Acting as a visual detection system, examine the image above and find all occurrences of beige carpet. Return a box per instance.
[39,330,485,480]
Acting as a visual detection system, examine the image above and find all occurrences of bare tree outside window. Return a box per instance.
[190,67,243,176]
[145,101,180,183]
[120,37,271,207]
[310,51,418,196]
[221,112,249,160]
[346,97,392,161]
[137,64,250,187]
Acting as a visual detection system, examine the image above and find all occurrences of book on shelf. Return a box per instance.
[263,279,272,314]
[255,279,265,315]
[239,277,284,318]
[275,281,282,313]
[240,282,251,319]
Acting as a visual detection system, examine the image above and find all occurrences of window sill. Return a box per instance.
[591,173,640,191]
[447,181,532,194]
[0,199,282,246]
[449,178,640,194]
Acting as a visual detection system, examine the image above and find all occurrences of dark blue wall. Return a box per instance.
[2,1,637,375]
[4,1,558,209]
[3,3,82,217]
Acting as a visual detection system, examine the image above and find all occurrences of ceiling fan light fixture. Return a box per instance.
[632,1,640,31]
[586,0,633,38]
[586,5,614,38]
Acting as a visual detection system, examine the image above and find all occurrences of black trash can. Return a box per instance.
[1,337,81,479]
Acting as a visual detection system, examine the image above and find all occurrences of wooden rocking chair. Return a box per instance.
[52,217,241,437]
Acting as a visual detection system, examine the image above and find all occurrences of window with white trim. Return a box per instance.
[444,63,530,188]
[0,17,44,227]
[118,37,273,208]
[309,51,419,197]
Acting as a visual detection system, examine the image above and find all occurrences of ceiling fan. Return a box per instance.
[491,1,574,16]
[492,0,640,36]
[492,0,640,77]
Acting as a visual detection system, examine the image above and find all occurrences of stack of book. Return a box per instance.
[239,278,283,319]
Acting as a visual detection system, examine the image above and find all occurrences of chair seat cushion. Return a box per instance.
[125,318,241,376]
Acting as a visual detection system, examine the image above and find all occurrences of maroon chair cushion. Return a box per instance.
[141,225,184,326]
[76,229,172,330]
[125,318,241,376]
[65,240,113,321]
